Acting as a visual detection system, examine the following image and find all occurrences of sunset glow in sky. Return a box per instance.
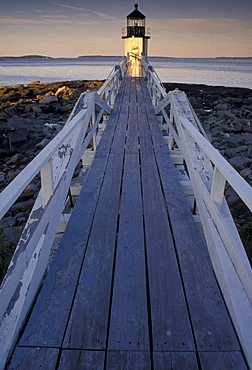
[1,0,252,58]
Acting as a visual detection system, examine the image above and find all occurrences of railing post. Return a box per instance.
[91,111,97,151]
[40,158,53,208]
[210,166,226,210]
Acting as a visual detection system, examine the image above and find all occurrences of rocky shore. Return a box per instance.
[0,79,104,279]
[0,80,251,279]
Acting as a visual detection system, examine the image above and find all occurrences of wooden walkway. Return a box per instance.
[7,77,247,369]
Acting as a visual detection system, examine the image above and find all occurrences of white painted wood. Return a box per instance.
[210,166,226,209]
[41,159,53,207]
[179,115,252,210]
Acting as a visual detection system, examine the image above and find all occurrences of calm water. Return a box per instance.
[0,57,251,89]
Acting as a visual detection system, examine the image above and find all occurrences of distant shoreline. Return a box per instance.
[0,55,252,60]
[0,55,52,60]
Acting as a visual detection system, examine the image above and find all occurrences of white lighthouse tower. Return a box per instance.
[122,3,150,60]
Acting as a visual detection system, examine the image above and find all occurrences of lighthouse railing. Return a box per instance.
[0,57,127,368]
[141,57,252,367]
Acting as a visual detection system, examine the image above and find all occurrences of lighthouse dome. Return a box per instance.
[127,4,146,20]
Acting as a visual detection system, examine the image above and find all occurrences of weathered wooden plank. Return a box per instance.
[125,114,139,154]
[140,78,168,154]
[140,152,195,351]
[58,350,105,369]
[153,351,199,369]
[96,79,126,154]
[108,153,149,351]
[138,112,154,154]
[129,77,138,115]
[126,78,139,153]
[155,152,240,351]
[199,351,248,369]
[110,78,131,155]
[136,78,146,115]
[107,351,151,369]
[8,347,59,369]
[135,79,154,154]
[19,154,109,347]
[63,153,124,350]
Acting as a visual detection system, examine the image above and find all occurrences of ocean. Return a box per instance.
[0,57,251,89]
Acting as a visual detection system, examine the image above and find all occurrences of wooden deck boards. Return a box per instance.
[7,77,247,369]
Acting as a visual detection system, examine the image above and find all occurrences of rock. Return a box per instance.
[32,105,43,113]
[215,103,228,110]
[0,216,15,228]
[27,81,41,85]
[23,184,39,195]
[2,226,23,246]
[233,119,243,132]
[24,105,33,113]
[55,86,72,99]
[0,171,5,183]
[6,170,21,181]
[226,191,240,206]
[4,105,18,116]
[240,168,251,178]
[6,153,23,165]
[0,135,10,154]
[35,138,50,149]
[11,199,35,213]
[236,145,249,153]
[225,148,237,158]
[0,112,8,121]
[39,95,58,104]
[229,157,251,169]
[8,131,29,152]
[224,136,246,148]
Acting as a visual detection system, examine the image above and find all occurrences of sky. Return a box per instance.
[0,0,252,58]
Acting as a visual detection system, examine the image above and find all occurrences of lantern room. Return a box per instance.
[122,4,150,59]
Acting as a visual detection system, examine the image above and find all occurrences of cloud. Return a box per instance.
[150,17,252,38]
[53,2,122,23]
[0,16,43,25]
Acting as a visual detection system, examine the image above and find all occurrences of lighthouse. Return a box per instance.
[122,3,150,60]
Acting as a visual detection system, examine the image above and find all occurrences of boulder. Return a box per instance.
[0,216,15,228]
[0,135,10,154]
[39,95,58,104]
[32,105,43,113]
[35,138,50,149]
[229,157,251,169]
[240,168,251,178]
[11,199,35,213]
[6,153,24,165]
[8,131,29,152]
[224,136,246,148]
[4,105,18,116]
[0,112,8,121]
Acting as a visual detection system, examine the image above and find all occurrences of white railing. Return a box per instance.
[142,57,252,368]
[0,57,127,368]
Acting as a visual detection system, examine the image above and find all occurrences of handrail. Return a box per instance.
[0,58,127,368]
[180,115,252,210]
[141,58,252,367]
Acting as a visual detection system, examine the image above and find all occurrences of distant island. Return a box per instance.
[0,55,251,61]
[0,55,52,60]
[215,57,252,60]
[78,55,122,59]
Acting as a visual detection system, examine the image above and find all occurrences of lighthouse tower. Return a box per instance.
[122,3,150,60]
